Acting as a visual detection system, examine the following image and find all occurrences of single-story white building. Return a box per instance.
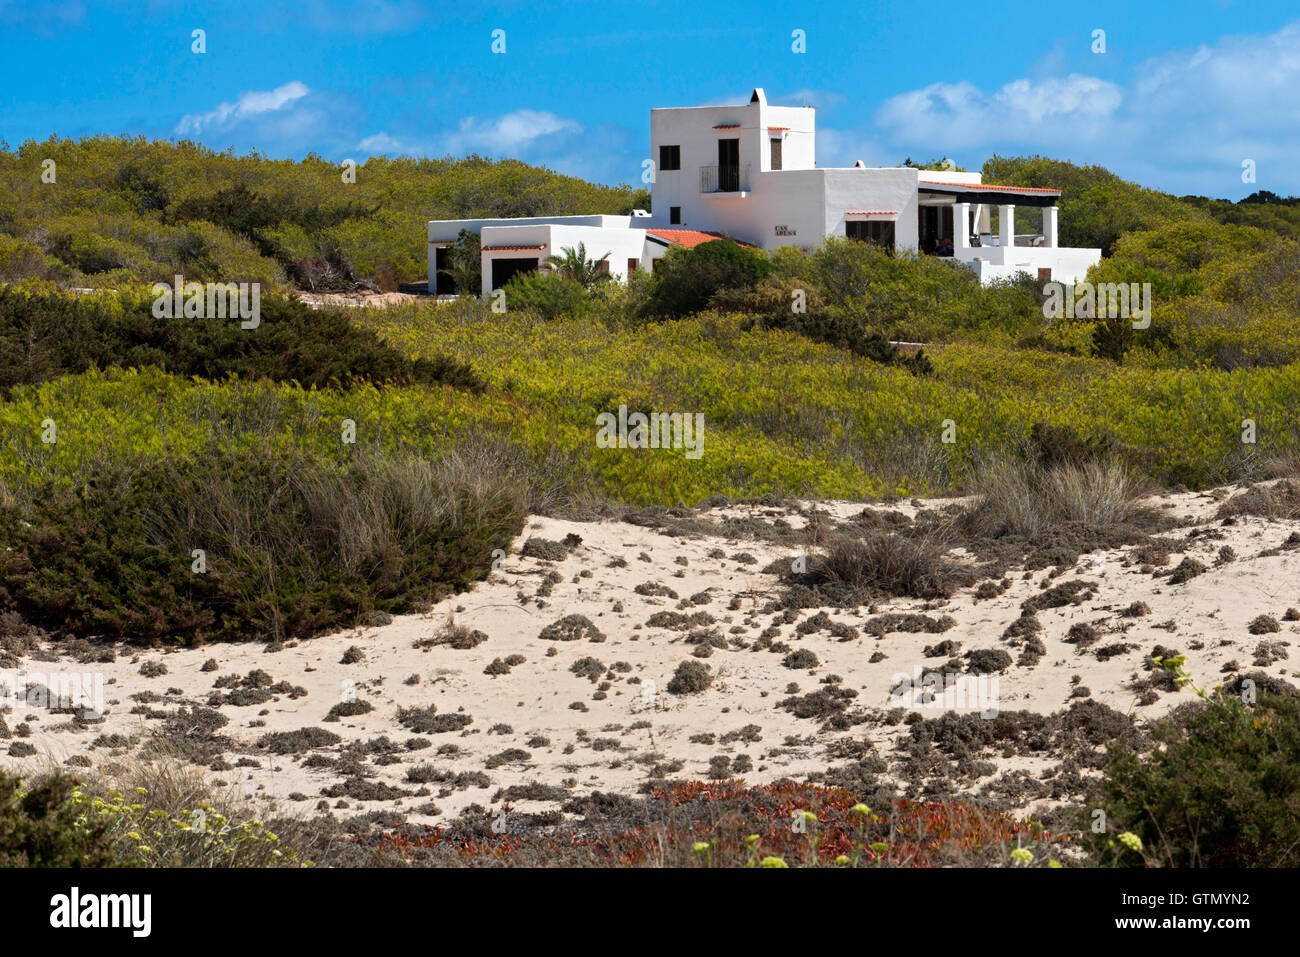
[428,88,1101,294]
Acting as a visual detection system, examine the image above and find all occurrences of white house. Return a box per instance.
[427,88,1101,294]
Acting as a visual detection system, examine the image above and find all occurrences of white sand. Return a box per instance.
[3,483,1297,825]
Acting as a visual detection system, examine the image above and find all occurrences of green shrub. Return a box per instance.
[667,660,713,694]
[0,286,483,395]
[0,445,526,644]
[751,308,934,373]
[645,240,771,318]
[0,771,117,867]
[1085,685,1300,867]
[503,270,590,320]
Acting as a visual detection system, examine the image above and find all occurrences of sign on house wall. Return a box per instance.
[774,224,796,236]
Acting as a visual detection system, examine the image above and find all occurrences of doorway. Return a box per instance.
[718,138,740,191]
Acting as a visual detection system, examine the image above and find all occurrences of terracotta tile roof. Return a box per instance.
[920,180,1062,194]
[481,244,546,251]
[767,126,789,131]
[646,229,755,249]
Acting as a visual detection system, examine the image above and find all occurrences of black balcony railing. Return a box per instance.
[700,163,751,193]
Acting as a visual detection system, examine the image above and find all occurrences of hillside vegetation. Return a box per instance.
[0,141,1297,644]
[0,136,649,292]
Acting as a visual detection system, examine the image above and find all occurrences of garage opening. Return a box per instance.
[491,257,539,290]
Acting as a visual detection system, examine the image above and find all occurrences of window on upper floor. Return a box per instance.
[770,138,782,171]
[659,145,681,172]
[670,206,681,224]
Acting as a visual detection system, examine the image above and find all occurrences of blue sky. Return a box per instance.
[2,0,1298,198]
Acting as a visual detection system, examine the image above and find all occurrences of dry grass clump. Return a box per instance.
[959,458,1152,545]
[786,531,967,607]
[1215,480,1300,521]
[416,619,488,650]
[52,747,324,866]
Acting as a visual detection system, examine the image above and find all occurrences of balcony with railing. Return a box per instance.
[700,163,751,195]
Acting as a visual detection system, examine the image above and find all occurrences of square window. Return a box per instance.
[659,145,681,171]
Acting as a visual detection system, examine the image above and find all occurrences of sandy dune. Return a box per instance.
[4,484,1298,829]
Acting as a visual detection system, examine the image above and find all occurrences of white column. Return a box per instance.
[998,204,1015,248]
[954,202,970,252]
[1044,205,1059,247]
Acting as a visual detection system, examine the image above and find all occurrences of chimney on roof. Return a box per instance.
[750,88,766,105]
[853,160,866,168]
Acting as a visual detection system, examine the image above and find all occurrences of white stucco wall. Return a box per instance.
[685,166,921,253]
[476,223,650,292]
[428,215,636,293]
[648,92,815,232]
[821,168,921,252]
[917,171,984,186]
[957,246,1102,285]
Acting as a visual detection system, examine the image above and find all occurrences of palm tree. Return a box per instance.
[546,243,612,289]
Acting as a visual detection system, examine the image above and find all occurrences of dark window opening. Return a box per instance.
[846,219,896,253]
[659,145,681,171]
[490,257,539,290]
[627,258,639,274]
[670,206,681,225]
[770,137,782,171]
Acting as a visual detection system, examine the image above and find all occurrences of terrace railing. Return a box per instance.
[700,164,751,193]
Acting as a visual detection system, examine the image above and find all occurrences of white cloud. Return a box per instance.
[175,81,312,135]
[869,21,1300,195]
[355,110,637,185]
[874,74,1122,150]
[358,110,584,159]
[356,132,412,154]
[440,109,582,155]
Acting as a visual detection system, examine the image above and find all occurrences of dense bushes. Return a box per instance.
[0,137,648,290]
[0,446,526,643]
[0,285,483,394]
[352,303,1300,497]
[503,270,591,320]
[0,772,117,867]
[645,239,772,318]
[1087,685,1300,867]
